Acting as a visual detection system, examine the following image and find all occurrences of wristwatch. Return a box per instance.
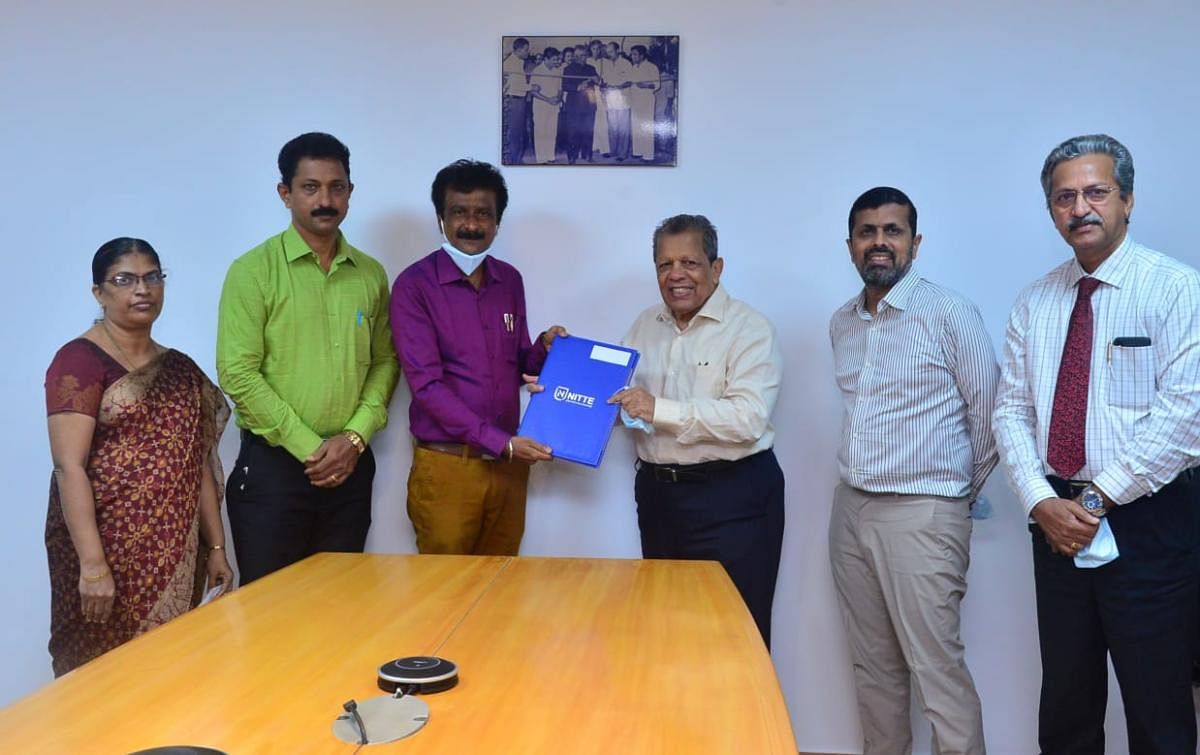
[1079,486,1107,518]
[342,430,366,455]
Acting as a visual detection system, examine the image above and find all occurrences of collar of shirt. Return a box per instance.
[434,247,501,287]
[281,224,358,268]
[656,284,731,332]
[1062,233,1135,291]
[851,270,923,320]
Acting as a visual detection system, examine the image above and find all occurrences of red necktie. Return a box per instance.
[1047,276,1101,479]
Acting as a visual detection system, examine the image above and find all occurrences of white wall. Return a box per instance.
[3,1,1198,752]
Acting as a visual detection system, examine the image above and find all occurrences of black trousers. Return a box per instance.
[563,102,595,162]
[1032,470,1198,755]
[227,432,375,586]
[635,448,785,648]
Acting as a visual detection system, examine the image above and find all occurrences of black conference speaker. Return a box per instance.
[377,656,459,695]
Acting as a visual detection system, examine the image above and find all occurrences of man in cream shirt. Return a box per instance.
[612,213,785,647]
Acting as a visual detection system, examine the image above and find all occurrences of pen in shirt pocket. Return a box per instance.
[503,313,514,333]
[356,309,364,327]
[1107,336,1151,361]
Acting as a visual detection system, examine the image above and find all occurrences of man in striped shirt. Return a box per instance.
[829,187,998,755]
[994,134,1200,754]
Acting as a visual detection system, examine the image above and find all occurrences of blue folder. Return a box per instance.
[517,336,640,467]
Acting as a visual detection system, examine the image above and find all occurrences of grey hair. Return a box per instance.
[652,214,718,263]
[1040,134,1134,206]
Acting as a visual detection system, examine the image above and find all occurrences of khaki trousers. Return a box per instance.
[828,483,985,755]
[406,446,530,555]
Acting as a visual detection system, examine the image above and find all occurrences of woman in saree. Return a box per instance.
[44,237,232,676]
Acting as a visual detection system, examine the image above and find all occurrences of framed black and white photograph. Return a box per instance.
[501,36,679,166]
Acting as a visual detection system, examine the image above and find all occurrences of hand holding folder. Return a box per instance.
[608,386,655,424]
[518,335,640,467]
[505,325,570,463]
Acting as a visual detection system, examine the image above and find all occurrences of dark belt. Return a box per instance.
[416,441,499,462]
[637,457,739,483]
[1046,475,1090,499]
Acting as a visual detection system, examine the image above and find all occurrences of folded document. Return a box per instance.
[518,336,639,467]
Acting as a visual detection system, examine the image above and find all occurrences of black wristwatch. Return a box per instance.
[1080,486,1107,518]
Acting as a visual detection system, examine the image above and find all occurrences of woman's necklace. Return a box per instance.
[100,319,155,371]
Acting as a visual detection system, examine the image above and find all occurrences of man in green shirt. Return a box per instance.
[217,132,399,584]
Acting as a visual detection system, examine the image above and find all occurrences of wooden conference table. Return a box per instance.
[0,554,795,753]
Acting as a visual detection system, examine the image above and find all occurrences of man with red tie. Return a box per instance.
[994,134,1200,754]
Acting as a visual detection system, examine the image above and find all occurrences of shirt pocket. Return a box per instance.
[353,312,375,368]
[689,360,725,399]
[498,311,523,367]
[1106,343,1155,411]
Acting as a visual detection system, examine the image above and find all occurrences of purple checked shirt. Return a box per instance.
[391,249,547,457]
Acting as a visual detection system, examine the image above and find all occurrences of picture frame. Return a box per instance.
[501,35,679,166]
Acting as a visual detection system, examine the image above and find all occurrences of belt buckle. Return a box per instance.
[669,467,678,483]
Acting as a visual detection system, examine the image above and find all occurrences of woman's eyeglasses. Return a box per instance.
[105,271,167,288]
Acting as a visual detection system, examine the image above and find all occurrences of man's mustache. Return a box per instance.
[863,246,894,265]
[456,229,486,241]
[311,207,338,218]
[1068,212,1102,231]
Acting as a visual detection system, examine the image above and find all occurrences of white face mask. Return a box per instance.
[439,221,491,276]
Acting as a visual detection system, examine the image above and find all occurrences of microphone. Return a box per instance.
[342,699,368,745]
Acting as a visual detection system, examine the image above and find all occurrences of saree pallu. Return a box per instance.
[45,350,228,676]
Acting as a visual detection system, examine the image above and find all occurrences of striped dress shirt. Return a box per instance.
[830,272,1000,499]
[993,235,1200,516]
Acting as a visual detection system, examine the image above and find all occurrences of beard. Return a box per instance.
[857,249,913,288]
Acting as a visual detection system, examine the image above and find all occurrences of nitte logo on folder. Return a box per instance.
[553,387,596,407]
[517,336,639,467]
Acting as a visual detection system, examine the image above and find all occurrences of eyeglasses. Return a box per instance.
[1050,185,1121,209]
[104,271,167,288]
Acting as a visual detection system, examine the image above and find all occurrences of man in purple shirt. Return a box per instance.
[391,159,564,555]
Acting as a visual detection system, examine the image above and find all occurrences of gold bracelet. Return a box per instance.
[342,430,366,455]
[506,439,515,460]
[82,568,108,583]
[209,544,225,552]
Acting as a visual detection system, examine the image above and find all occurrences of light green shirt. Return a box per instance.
[217,225,400,461]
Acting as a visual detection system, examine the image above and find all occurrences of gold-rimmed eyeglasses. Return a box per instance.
[1050,185,1121,209]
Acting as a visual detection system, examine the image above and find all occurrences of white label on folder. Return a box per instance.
[590,344,631,366]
